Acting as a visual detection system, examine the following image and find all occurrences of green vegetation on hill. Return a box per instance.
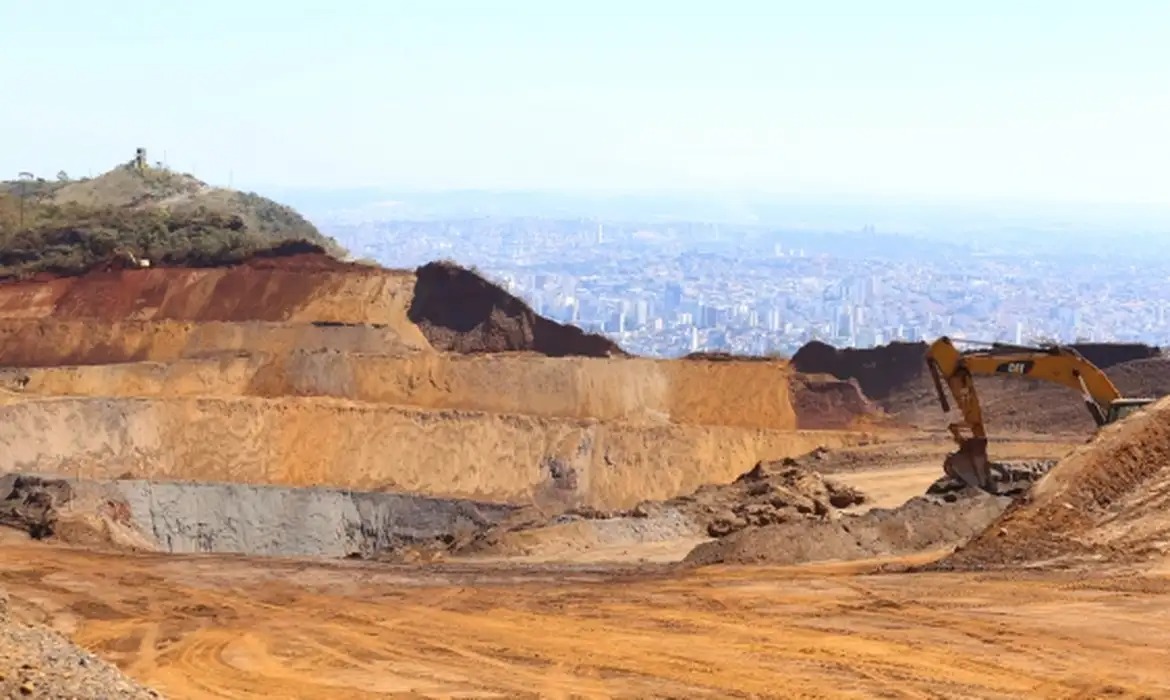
[0,158,347,279]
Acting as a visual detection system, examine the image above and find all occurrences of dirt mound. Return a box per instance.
[926,459,1058,498]
[936,396,1170,570]
[1110,356,1170,397]
[638,453,867,538]
[684,487,1013,567]
[459,449,868,560]
[789,374,892,429]
[0,618,163,699]
[409,261,626,357]
[791,340,928,402]
[1066,343,1161,369]
[683,453,1060,567]
[0,475,71,538]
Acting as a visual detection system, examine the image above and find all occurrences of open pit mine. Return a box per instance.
[2,247,1170,699]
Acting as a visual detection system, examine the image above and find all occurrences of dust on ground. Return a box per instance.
[3,542,1170,699]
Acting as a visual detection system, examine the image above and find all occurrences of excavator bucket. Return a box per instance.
[943,437,992,491]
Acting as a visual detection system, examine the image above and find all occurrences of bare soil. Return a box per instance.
[408,260,626,357]
[3,542,1170,698]
[937,396,1170,571]
[788,372,894,429]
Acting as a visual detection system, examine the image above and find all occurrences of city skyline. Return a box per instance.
[319,213,1170,358]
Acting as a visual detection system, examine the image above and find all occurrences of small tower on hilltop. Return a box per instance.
[134,147,148,171]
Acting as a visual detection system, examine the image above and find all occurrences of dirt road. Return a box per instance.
[3,541,1169,699]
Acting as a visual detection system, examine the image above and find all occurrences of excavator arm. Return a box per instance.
[924,336,1153,490]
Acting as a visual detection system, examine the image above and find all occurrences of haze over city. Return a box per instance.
[3,2,1168,354]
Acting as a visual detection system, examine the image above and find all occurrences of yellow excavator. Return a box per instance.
[925,336,1156,491]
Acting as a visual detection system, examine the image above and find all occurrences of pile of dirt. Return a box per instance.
[791,340,929,402]
[638,453,867,537]
[0,475,72,539]
[926,459,1058,498]
[684,487,1013,567]
[788,373,893,429]
[457,449,868,559]
[1110,356,1170,397]
[935,396,1170,570]
[683,453,1059,567]
[408,260,626,357]
[0,616,164,699]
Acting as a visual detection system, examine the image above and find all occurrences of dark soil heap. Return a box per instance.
[409,261,627,357]
[0,475,72,539]
[791,340,929,403]
[791,339,1167,435]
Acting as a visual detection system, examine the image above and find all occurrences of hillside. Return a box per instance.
[0,153,346,279]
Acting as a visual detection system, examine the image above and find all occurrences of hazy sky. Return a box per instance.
[3,1,1168,203]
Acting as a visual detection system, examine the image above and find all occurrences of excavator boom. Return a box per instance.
[924,336,1156,491]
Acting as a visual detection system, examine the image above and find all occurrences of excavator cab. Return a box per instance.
[1106,398,1156,424]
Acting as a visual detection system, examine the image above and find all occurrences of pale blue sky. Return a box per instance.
[2,1,1168,203]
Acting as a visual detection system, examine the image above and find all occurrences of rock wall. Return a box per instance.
[7,353,802,431]
[0,472,518,558]
[114,479,517,557]
[0,320,426,367]
[0,396,867,510]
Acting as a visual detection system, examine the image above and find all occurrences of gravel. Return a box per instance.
[0,615,162,699]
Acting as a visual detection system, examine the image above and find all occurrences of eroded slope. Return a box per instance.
[0,395,867,510]
[941,396,1170,569]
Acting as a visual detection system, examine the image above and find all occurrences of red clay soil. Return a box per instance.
[408,261,627,358]
[788,373,893,430]
[0,247,399,323]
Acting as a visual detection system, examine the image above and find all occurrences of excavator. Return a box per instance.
[924,336,1157,491]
